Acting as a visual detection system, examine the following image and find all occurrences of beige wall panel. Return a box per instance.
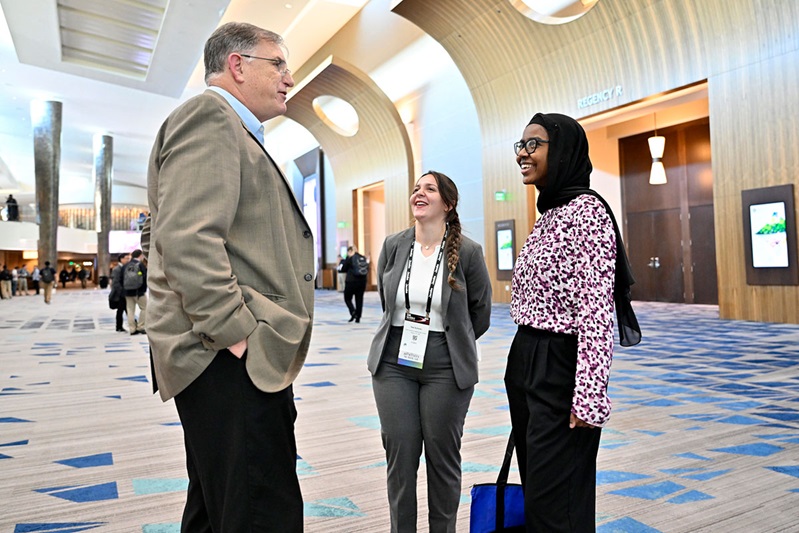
[392,0,799,319]
[709,46,799,322]
[284,57,414,238]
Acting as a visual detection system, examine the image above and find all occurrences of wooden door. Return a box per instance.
[627,210,685,302]
[620,117,716,304]
[690,205,719,304]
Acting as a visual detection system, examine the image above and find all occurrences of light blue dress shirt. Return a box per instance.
[208,86,265,145]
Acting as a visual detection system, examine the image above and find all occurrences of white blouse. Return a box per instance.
[391,242,445,331]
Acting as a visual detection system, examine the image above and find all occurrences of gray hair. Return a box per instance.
[204,22,284,84]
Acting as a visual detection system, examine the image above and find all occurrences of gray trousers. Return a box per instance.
[372,327,474,533]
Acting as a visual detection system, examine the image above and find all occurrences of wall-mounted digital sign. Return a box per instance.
[742,184,798,285]
[495,220,516,281]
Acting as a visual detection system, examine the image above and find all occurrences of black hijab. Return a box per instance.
[528,113,641,346]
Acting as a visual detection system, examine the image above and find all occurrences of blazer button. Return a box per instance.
[303,230,312,239]
[445,326,450,332]
[304,273,313,281]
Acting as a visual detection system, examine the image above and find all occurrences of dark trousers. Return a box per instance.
[372,328,473,533]
[115,305,126,330]
[344,277,366,319]
[174,350,303,532]
[504,326,601,533]
[33,280,40,294]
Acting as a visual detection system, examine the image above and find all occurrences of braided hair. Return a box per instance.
[421,171,463,291]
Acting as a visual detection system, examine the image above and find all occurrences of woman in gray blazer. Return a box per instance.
[368,171,492,532]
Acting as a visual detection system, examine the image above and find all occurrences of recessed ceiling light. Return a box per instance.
[285,3,292,8]
[510,0,599,25]
[312,95,359,137]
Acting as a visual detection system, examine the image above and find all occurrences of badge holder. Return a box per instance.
[398,312,431,368]
[397,227,447,370]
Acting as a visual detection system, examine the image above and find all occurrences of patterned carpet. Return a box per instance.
[1,288,798,532]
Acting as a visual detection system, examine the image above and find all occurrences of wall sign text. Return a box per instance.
[577,86,623,109]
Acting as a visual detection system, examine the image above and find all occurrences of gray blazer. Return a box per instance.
[367,227,492,389]
[143,90,315,401]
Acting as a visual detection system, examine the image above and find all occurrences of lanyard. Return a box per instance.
[404,228,448,318]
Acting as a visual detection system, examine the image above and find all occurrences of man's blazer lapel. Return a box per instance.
[211,89,308,221]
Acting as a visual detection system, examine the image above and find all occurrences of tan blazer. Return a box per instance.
[143,90,315,401]
[367,227,492,388]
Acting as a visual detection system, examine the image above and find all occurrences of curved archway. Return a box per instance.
[284,55,414,236]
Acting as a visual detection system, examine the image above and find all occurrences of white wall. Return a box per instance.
[0,220,99,253]
[401,57,485,248]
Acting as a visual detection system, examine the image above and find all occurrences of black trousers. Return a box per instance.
[344,277,367,319]
[115,305,126,330]
[174,350,303,532]
[504,325,602,533]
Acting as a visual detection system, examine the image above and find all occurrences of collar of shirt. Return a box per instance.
[207,86,265,145]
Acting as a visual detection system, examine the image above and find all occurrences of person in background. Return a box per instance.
[10,266,18,296]
[110,253,130,332]
[40,261,57,304]
[78,267,89,288]
[339,244,368,322]
[31,265,41,295]
[141,22,314,532]
[59,267,69,289]
[5,194,19,221]
[0,265,11,299]
[368,170,492,532]
[123,249,147,335]
[17,265,29,295]
[505,112,640,532]
[336,254,346,293]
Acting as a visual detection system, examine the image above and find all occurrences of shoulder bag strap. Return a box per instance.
[495,431,515,531]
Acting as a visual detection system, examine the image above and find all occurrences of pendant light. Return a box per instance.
[648,114,667,185]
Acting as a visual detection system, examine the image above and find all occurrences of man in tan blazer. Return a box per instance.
[142,22,314,531]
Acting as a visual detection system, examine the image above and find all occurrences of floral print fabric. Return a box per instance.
[511,194,616,426]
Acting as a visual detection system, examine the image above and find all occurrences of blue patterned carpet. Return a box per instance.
[1,289,797,532]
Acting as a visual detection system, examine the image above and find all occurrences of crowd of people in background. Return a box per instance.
[1,263,34,299]
[0,254,148,340]
[1,261,57,304]
[0,260,98,302]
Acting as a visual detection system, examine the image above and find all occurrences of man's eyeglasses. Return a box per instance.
[514,137,550,156]
[240,54,291,77]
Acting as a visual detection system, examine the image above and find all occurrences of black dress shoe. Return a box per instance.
[355,317,360,323]
[348,316,355,322]
[116,328,126,332]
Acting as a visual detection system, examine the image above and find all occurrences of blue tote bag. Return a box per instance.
[469,431,525,532]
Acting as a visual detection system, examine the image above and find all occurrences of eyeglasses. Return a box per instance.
[240,54,292,77]
[514,137,550,155]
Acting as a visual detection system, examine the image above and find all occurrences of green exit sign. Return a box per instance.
[494,191,507,202]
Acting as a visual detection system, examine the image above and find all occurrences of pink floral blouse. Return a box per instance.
[510,194,616,427]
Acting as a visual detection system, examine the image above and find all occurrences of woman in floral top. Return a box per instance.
[505,112,639,532]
